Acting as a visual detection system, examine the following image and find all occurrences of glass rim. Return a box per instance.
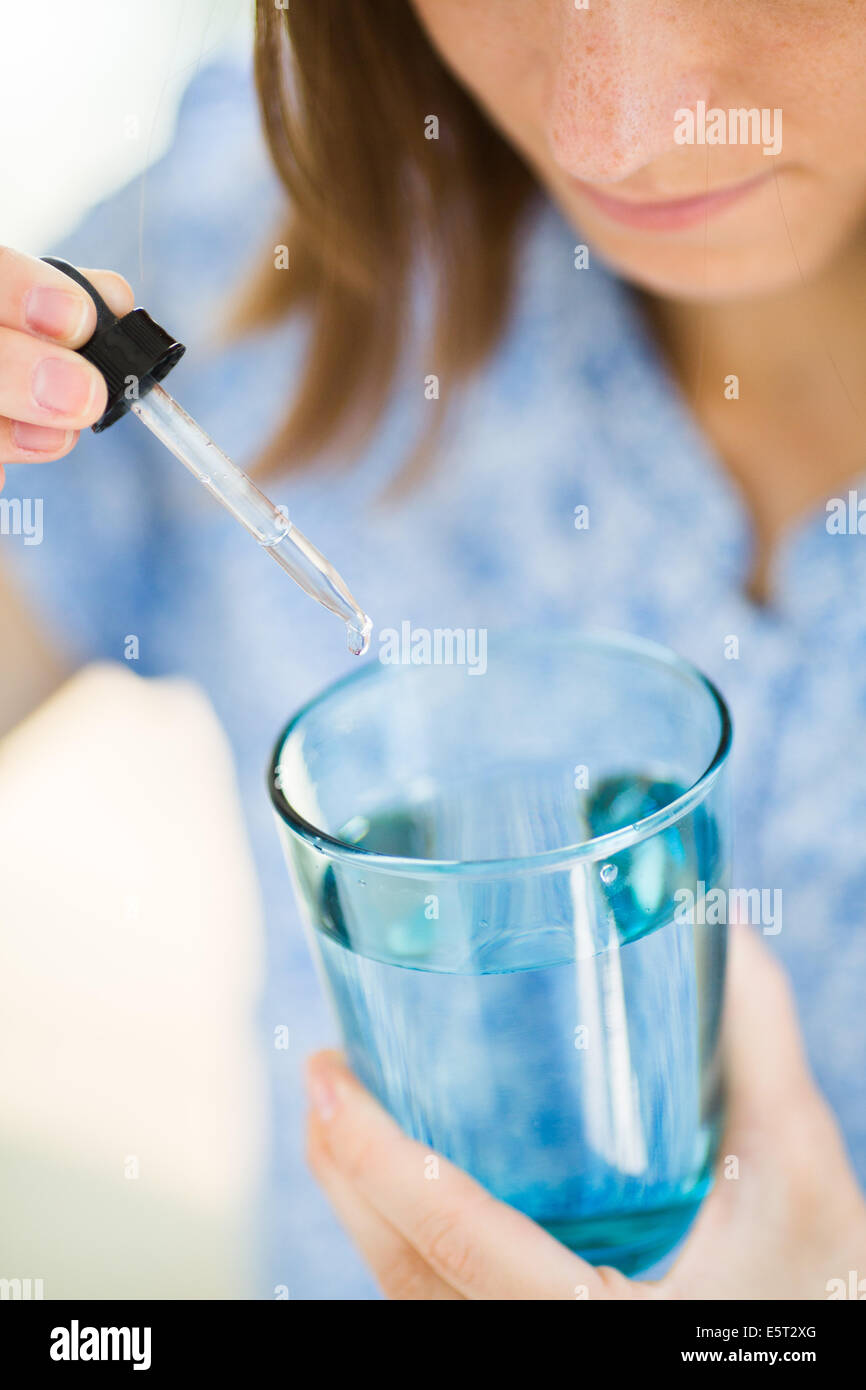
[268,628,733,880]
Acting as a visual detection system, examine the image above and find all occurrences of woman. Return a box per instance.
[1,1,865,1298]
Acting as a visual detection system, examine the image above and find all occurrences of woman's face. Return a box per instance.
[410,0,866,301]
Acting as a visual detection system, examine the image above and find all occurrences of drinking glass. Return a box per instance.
[269,630,732,1275]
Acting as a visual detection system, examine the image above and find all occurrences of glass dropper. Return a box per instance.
[131,384,372,655]
[40,257,373,657]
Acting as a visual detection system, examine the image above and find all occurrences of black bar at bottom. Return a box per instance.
[1,1296,861,1376]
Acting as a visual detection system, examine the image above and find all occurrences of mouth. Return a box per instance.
[571,170,775,232]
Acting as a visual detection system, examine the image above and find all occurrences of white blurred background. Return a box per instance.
[0,1,266,1301]
[2,0,251,249]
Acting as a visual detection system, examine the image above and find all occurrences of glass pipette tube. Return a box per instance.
[131,384,372,655]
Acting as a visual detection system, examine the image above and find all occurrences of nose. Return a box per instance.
[545,2,714,184]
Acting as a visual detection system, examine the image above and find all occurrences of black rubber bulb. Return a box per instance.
[40,257,185,432]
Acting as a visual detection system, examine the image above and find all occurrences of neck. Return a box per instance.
[641,229,866,602]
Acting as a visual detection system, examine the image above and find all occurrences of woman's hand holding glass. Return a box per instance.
[305,925,866,1300]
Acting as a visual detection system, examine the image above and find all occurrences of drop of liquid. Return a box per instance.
[347,614,373,657]
[600,863,618,885]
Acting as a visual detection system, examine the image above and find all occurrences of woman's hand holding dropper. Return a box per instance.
[0,246,132,488]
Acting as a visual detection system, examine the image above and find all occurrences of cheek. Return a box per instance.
[409,0,547,133]
[764,14,866,198]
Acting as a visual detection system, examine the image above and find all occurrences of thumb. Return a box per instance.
[721,921,816,1133]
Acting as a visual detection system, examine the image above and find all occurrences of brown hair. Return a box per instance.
[232,0,535,482]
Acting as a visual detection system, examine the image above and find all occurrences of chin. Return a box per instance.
[587,238,814,303]
[575,222,839,304]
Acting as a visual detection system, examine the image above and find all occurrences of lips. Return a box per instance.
[572,171,773,232]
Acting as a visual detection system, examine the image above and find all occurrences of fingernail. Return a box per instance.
[25,286,91,342]
[32,357,96,416]
[307,1064,339,1121]
[12,421,72,452]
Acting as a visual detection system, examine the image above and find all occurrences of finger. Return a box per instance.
[662,925,807,1293]
[0,325,106,429]
[306,1050,620,1301]
[721,921,817,1131]
[722,921,864,1210]
[664,923,863,1299]
[307,1113,463,1300]
[0,245,134,347]
[0,416,78,464]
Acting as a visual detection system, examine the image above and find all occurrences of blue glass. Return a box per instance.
[270,630,732,1275]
